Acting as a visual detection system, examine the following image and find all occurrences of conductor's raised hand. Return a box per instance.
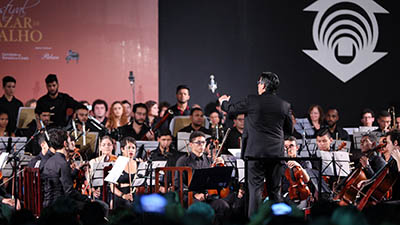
[218,95,231,105]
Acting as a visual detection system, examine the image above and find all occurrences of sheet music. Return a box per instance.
[297,139,318,157]
[236,159,245,183]
[319,150,350,177]
[0,152,9,169]
[91,162,115,187]
[227,148,241,158]
[104,156,129,184]
[134,160,167,186]
[294,118,315,137]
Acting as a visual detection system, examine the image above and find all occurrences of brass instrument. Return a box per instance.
[388,106,396,129]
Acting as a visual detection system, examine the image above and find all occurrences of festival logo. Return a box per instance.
[65,50,79,63]
[302,0,388,83]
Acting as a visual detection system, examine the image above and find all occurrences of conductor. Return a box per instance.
[218,72,293,217]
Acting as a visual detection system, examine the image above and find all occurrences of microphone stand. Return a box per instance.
[128,71,135,105]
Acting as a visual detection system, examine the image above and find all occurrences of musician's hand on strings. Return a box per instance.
[145,130,155,141]
[218,95,231,105]
[122,193,133,201]
[359,156,369,168]
[93,187,101,198]
[287,160,301,169]
[194,193,206,201]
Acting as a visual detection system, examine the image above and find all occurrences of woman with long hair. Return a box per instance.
[145,100,160,129]
[307,104,325,137]
[106,101,129,131]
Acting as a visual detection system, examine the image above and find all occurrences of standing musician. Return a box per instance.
[219,72,293,217]
[110,137,137,208]
[88,135,117,199]
[358,133,386,178]
[42,129,90,208]
[118,103,154,141]
[169,85,191,117]
[281,136,311,208]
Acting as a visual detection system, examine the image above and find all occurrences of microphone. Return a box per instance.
[40,119,50,141]
[208,74,217,94]
[128,71,135,85]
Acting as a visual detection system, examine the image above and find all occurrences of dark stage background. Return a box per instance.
[159,0,399,127]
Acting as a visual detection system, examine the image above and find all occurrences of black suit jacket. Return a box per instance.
[221,92,293,159]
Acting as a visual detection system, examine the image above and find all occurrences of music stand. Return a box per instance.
[16,107,35,129]
[74,132,99,159]
[359,126,378,133]
[136,141,159,159]
[177,132,191,153]
[296,139,318,157]
[295,118,315,137]
[104,156,130,184]
[353,132,364,150]
[0,137,27,177]
[227,148,241,158]
[319,150,351,178]
[134,161,167,190]
[188,167,234,192]
[90,162,115,187]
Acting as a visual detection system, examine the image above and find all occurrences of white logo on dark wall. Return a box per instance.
[303,0,388,83]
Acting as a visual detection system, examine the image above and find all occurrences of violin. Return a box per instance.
[141,109,174,140]
[285,165,311,201]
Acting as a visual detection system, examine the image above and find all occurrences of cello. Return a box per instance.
[285,165,311,201]
[333,143,385,206]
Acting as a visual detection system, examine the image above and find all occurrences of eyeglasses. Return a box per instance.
[192,141,206,145]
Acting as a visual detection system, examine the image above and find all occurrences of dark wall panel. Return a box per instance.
[159,0,399,126]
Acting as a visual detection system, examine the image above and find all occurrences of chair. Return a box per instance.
[155,167,193,207]
[23,168,42,217]
[169,116,191,137]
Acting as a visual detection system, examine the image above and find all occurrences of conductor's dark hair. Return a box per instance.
[190,131,206,142]
[132,103,148,114]
[120,136,136,149]
[92,99,108,112]
[361,108,375,119]
[45,74,58,84]
[316,128,331,138]
[2,76,16,87]
[377,110,390,118]
[190,107,203,116]
[48,128,67,150]
[176,85,190,94]
[259,72,280,93]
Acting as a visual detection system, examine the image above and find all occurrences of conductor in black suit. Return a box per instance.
[219,72,293,217]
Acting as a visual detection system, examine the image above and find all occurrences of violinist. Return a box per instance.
[42,129,90,208]
[88,135,117,199]
[359,133,386,178]
[110,137,137,208]
[384,129,400,200]
[281,136,311,207]
[118,103,155,141]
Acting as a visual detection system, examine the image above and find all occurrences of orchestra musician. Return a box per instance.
[150,129,182,167]
[360,108,375,127]
[105,101,129,131]
[169,85,191,117]
[145,100,161,130]
[221,113,244,155]
[0,109,14,137]
[27,133,54,173]
[42,129,90,208]
[88,135,117,199]
[219,72,293,217]
[307,104,325,138]
[177,108,211,136]
[281,136,311,208]
[358,133,386,179]
[92,99,109,126]
[36,74,83,128]
[372,110,392,137]
[0,76,23,134]
[122,100,133,123]
[324,107,350,141]
[118,103,155,141]
[110,137,137,208]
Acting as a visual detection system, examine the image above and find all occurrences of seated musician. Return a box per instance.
[118,103,155,141]
[360,108,375,127]
[359,133,386,179]
[178,108,211,136]
[0,109,14,137]
[316,128,333,152]
[372,110,391,137]
[145,100,161,130]
[25,104,51,155]
[150,129,183,167]
[42,129,90,208]
[324,107,350,141]
[281,136,311,207]
[110,137,137,208]
[175,131,231,222]
[88,135,117,199]
[221,113,244,155]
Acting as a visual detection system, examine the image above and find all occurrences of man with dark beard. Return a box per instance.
[36,74,82,128]
[118,103,155,141]
[324,107,350,141]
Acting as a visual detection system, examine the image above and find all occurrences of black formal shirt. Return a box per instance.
[42,152,89,207]
[169,104,191,117]
[25,119,42,155]
[28,151,54,174]
[363,152,387,179]
[328,126,350,141]
[221,127,242,155]
[178,124,211,135]
[36,92,82,128]
[175,152,212,189]
[117,122,150,141]
[150,146,184,167]
[0,95,23,133]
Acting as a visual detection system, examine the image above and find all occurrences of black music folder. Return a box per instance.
[188,167,233,192]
